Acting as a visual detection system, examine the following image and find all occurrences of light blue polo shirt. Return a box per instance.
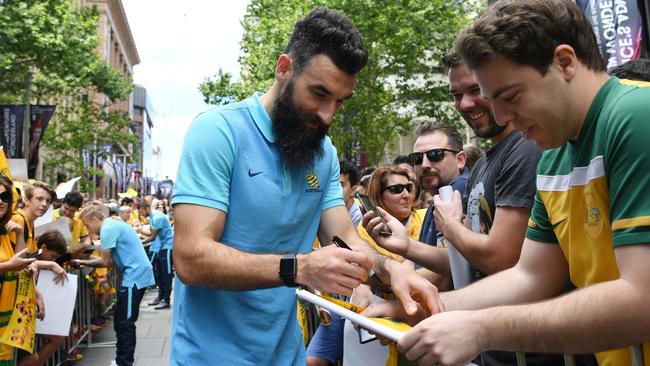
[171,93,344,366]
[149,210,173,251]
[100,218,155,289]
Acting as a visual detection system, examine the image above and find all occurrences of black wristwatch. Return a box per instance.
[279,254,299,287]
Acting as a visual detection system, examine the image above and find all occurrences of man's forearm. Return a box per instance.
[478,278,650,354]
[141,235,156,245]
[444,219,504,274]
[174,236,285,290]
[82,256,110,268]
[402,238,451,277]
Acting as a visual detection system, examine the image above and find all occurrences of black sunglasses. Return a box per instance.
[0,191,11,204]
[408,148,459,165]
[382,183,414,194]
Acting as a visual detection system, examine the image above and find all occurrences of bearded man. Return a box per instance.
[170,7,440,366]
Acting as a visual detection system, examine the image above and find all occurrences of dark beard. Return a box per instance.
[473,114,506,139]
[271,81,329,169]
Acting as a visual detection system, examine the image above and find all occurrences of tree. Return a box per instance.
[0,0,135,190]
[199,0,477,164]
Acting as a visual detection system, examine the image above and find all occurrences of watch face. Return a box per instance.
[280,255,297,286]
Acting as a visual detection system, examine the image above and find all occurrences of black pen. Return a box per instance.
[332,236,393,294]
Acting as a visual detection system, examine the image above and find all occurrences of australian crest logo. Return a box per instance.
[584,190,603,238]
[306,171,322,192]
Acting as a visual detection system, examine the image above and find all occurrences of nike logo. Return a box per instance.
[248,169,263,177]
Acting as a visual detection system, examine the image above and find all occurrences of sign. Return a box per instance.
[28,105,55,178]
[0,105,25,158]
[578,0,646,71]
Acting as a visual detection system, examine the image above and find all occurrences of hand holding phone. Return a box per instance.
[355,193,392,236]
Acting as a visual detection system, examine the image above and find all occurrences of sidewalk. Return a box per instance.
[74,289,171,365]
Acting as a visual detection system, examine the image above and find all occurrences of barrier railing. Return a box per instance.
[23,267,119,366]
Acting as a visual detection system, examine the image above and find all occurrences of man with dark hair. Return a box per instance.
[171,7,438,365]
[365,1,650,365]
[53,191,90,247]
[610,58,650,82]
[363,123,468,288]
[412,123,468,248]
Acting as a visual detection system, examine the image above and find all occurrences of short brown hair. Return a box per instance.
[455,0,604,75]
[36,230,67,256]
[24,181,57,201]
[365,166,413,213]
[441,50,463,74]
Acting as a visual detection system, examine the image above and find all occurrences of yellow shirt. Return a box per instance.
[357,208,426,261]
[0,233,16,360]
[9,210,35,253]
[128,210,147,226]
[53,208,89,246]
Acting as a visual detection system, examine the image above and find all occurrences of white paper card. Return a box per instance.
[36,270,78,336]
[34,218,72,246]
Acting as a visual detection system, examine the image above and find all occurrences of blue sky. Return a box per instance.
[122,0,250,180]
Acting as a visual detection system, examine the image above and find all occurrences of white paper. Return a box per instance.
[343,319,388,366]
[55,177,81,199]
[34,218,72,246]
[33,206,54,229]
[439,185,473,289]
[296,289,404,342]
[8,159,27,181]
[36,270,78,336]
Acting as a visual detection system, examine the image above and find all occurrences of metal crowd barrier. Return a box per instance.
[24,267,119,366]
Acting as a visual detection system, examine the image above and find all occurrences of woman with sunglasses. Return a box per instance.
[0,176,37,363]
[357,166,427,262]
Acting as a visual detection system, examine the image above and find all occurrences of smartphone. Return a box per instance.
[355,193,392,236]
[83,247,98,254]
[25,249,42,259]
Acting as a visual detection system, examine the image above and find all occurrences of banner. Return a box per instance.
[0,272,36,353]
[578,0,646,71]
[0,105,25,159]
[27,105,55,178]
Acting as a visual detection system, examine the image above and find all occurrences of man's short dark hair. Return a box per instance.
[339,159,359,186]
[37,230,67,256]
[441,50,463,73]
[610,59,650,82]
[392,155,411,166]
[455,0,605,75]
[137,202,150,210]
[63,191,83,209]
[121,197,133,206]
[285,7,368,75]
[414,122,463,152]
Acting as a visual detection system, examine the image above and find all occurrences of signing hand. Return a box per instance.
[296,245,372,296]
